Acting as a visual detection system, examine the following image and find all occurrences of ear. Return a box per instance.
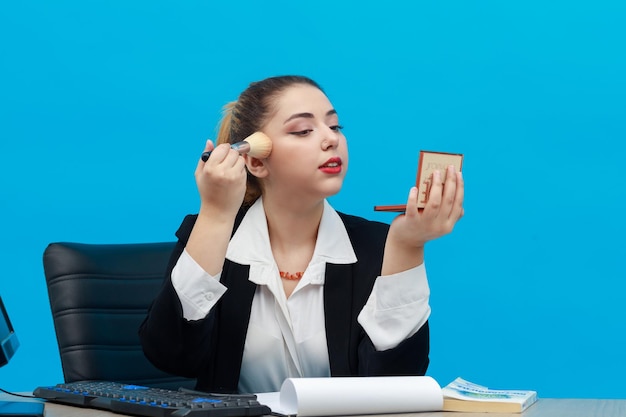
[243,155,268,178]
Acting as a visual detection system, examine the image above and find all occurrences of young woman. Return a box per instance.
[139,75,464,394]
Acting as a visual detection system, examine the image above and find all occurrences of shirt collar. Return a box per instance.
[226,198,357,284]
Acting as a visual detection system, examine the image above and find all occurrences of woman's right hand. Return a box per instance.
[194,140,247,219]
[185,140,246,276]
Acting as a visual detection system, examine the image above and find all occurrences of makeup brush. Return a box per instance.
[201,132,272,162]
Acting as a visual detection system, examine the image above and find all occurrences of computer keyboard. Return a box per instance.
[33,380,272,417]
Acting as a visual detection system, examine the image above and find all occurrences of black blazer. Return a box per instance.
[139,209,429,393]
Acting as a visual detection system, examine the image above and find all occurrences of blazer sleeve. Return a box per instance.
[139,214,216,378]
[358,322,430,376]
[338,212,430,377]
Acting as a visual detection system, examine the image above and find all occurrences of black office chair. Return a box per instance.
[42,241,196,390]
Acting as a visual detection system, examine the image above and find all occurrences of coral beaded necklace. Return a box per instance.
[279,271,304,280]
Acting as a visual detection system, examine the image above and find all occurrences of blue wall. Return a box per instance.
[2,1,625,398]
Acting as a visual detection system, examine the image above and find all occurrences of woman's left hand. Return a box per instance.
[383,165,464,274]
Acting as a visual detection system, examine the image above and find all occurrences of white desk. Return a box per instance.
[3,394,626,416]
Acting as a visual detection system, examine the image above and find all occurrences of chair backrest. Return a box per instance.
[42,241,195,390]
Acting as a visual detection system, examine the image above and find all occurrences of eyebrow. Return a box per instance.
[283,109,337,124]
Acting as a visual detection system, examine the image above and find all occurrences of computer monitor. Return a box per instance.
[0,295,20,368]
[0,296,44,416]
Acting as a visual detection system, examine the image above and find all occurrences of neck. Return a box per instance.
[263,198,324,250]
[260,197,324,298]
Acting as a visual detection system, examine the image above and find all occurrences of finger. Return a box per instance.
[404,186,419,220]
[223,146,246,169]
[448,171,465,221]
[209,145,247,175]
[231,150,248,173]
[205,143,234,165]
[196,140,215,173]
[200,139,214,162]
[197,144,232,180]
[439,165,458,218]
[423,170,443,216]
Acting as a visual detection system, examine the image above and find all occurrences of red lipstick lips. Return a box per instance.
[319,157,342,174]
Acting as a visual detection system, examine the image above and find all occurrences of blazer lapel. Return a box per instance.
[213,262,257,392]
[323,263,354,375]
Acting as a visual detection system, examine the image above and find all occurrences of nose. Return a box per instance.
[321,125,340,150]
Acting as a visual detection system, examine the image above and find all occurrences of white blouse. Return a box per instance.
[171,199,431,393]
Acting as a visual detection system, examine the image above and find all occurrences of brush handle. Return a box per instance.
[201,141,251,162]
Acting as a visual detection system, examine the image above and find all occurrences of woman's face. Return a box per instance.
[256,84,349,203]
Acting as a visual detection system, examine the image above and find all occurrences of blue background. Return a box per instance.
[2,0,625,398]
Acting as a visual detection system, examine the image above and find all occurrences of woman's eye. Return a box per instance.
[289,129,313,136]
[330,125,344,132]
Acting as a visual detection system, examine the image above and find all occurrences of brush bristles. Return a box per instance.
[243,132,273,159]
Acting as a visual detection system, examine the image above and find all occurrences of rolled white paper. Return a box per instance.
[274,376,443,416]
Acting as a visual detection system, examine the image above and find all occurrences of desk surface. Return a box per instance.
[3,395,626,417]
